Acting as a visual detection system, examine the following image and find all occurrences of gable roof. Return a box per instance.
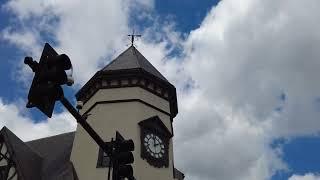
[0,127,76,180]
[0,126,42,180]
[102,45,168,82]
[26,132,76,179]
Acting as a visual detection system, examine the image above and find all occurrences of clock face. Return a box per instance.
[143,133,165,159]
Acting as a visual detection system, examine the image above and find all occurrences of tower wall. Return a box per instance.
[70,87,174,179]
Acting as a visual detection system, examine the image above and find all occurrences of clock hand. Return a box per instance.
[154,142,161,153]
[153,137,156,147]
[154,139,160,148]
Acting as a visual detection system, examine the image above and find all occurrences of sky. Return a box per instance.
[0,0,320,180]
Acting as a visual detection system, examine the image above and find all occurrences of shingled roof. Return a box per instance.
[0,127,77,180]
[102,45,168,82]
[26,132,76,180]
[0,127,42,180]
[76,45,178,118]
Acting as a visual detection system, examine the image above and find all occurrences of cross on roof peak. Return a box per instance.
[128,30,141,46]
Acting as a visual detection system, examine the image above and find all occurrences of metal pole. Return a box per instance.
[60,96,108,152]
[107,138,113,180]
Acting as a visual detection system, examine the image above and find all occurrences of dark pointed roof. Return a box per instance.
[0,126,42,180]
[102,46,168,82]
[76,45,178,118]
[0,127,77,180]
[26,132,76,179]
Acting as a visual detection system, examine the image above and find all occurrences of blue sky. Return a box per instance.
[1,0,320,180]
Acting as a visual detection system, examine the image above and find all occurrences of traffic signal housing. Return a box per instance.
[25,43,73,117]
[112,132,135,180]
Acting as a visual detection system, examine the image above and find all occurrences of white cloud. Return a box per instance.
[172,89,286,180]
[2,0,320,180]
[2,28,41,55]
[289,173,320,180]
[0,98,76,141]
[183,0,320,138]
[1,0,155,86]
[172,0,320,179]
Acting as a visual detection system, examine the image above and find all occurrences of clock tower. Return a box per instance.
[70,45,182,179]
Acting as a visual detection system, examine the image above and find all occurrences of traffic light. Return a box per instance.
[112,131,135,180]
[25,43,74,117]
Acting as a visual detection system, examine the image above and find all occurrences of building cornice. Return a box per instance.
[76,68,178,118]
